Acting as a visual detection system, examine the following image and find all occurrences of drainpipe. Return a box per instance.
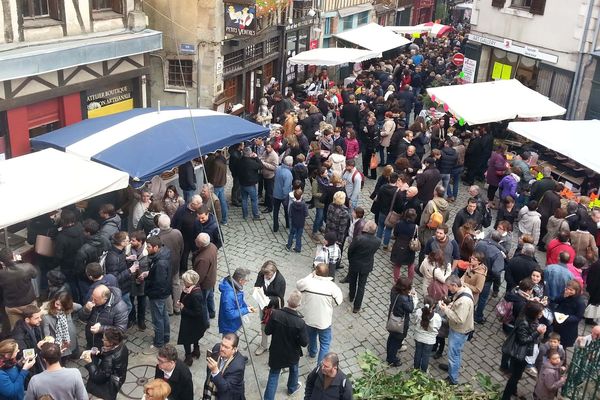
[566,0,595,119]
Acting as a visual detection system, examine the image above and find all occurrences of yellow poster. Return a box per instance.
[88,98,134,119]
[501,64,512,80]
[492,62,503,80]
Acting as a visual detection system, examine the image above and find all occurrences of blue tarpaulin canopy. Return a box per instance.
[31,107,269,184]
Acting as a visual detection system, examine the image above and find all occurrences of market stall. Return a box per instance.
[333,23,411,53]
[426,79,566,126]
[30,107,269,186]
[414,22,453,37]
[0,148,129,229]
[385,25,433,35]
[288,48,382,66]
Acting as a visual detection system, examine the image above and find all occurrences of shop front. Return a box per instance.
[412,0,434,24]
[284,17,314,87]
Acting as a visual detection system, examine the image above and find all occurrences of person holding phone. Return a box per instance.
[0,339,36,400]
[203,333,247,400]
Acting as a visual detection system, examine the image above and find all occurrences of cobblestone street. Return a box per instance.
[69,171,593,399]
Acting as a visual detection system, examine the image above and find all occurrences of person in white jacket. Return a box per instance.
[419,250,452,299]
[517,200,542,245]
[296,264,343,365]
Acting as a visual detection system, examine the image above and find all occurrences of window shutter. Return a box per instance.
[112,0,124,14]
[529,0,546,15]
[49,0,61,20]
[491,0,505,8]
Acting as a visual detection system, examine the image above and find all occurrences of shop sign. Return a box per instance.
[86,82,133,119]
[225,4,256,36]
[467,33,558,64]
[310,39,318,50]
[285,17,314,32]
[461,57,476,83]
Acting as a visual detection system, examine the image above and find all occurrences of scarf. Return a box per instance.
[202,355,236,400]
[0,356,17,370]
[55,311,70,346]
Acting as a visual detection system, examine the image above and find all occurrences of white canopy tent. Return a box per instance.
[454,3,473,9]
[508,120,600,174]
[333,23,411,53]
[385,25,432,34]
[0,148,130,229]
[288,48,382,66]
[426,79,566,125]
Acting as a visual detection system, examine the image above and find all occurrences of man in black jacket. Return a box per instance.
[172,195,203,276]
[439,140,458,198]
[53,209,85,302]
[340,95,360,132]
[205,333,248,400]
[105,231,138,314]
[345,221,381,313]
[155,344,193,400]
[305,352,353,400]
[238,147,264,220]
[74,219,111,305]
[12,305,45,379]
[178,161,197,204]
[80,285,129,349]
[143,236,172,349]
[263,290,308,399]
[452,198,483,240]
[229,143,244,206]
[505,243,539,291]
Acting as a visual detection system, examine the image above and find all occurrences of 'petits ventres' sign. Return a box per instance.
[225,4,256,36]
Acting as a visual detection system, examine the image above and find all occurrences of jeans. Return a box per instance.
[149,298,170,347]
[272,197,289,232]
[440,174,451,197]
[475,280,493,322]
[241,185,260,218]
[263,178,275,209]
[414,340,434,372]
[202,288,216,318]
[307,325,332,365]
[121,292,132,315]
[214,186,229,224]
[263,364,300,400]
[447,167,463,198]
[447,329,468,384]
[287,226,303,251]
[182,189,196,204]
[502,357,527,400]
[386,333,404,363]
[378,146,386,165]
[376,213,393,246]
[312,208,324,234]
[129,295,147,325]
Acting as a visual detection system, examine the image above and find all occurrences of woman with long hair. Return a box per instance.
[0,339,36,400]
[390,209,419,282]
[413,296,442,372]
[41,291,81,361]
[419,250,451,299]
[162,185,185,219]
[386,277,417,367]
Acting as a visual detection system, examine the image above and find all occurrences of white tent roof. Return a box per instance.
[454,2,473,9]
[426,79,566,125]
[385,25,432,34]
[288,48,381,66]
[333,23,411,53]
[0,148,129,228]
[508,120,600,173]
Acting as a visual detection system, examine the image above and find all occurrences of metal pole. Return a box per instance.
[3,228,9,249]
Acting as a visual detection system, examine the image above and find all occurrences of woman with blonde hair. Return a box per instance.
[326,191,350,270]
[253,261,286,355]
[142,379,171,400]
[177,270,209,367]
[0,339,36,399]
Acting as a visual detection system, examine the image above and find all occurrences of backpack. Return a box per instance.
[427,202,444,229]
[352,169,365,190]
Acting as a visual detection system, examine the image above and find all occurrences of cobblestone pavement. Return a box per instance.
[68,167,594,399]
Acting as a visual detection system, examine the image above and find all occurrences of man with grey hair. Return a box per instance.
[272,155,294,232]
[263,290,308,399]
[504,243,539,291]
[473,230,506,324]
[218,267,256,334]
[344,220,380,313]
[200,183,222,224]
[171,194,203,276]
[260,143,279,213]
[530,166,556,202]
[193,232,218,319]
[438,275,474,385]
[305,352,353,399]
[157,214,184,315]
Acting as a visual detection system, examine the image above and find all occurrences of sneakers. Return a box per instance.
[288,381,302,397]
[254,346,267,356]
[525,366,538,376]
[399,344,408,352]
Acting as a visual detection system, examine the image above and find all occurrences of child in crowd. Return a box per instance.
[533,349,567,400]
[313,232,341,279]
[292,154,309,191]
[347,207,366,245]
[286,189,308,253]
[413,296,442,372]
[534,332,566,372]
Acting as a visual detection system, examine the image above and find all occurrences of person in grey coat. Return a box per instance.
[157,214,184,315]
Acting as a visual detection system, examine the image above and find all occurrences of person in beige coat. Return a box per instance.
[379,112,396,165]
[570,222,599,263]
[460,251,487,304]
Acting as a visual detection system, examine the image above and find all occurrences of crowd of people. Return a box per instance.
[1,24,600,400]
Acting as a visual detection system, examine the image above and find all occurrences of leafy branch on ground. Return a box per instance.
[350,351,502,400]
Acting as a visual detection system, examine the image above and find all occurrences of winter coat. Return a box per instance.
[177,286,209,345]
[376,184,405,215]
[218,277,250,334]
[304,366,352,400]
[486,152,507,187]
[54,223,85,278]
[11,320,44,376]
[254,271,286,310]
[418,197,450,246]
[552,294,586,347]
[415,166,441,204]
[80,286,129,349]
[273,165,293,200]
[388,291,416,337]
[326,204,350,243]
[391,220,418,265]
[504,288,531,324]
[329,153,346,176]
[503,316,540,361]
[537,190,561,222]
[192,243,218,290]
[99,215,121,241]
[194,213,222,249]
[136,211,161,235]
[238,156,263,186]
[570,230,598,263]
[155,359,194,400]
[545,264,574,301]
[380,118,395,148]
[518,207,542,245]
[206,344,247,400]
[265,308,308,369]
[543,216,569,244]
[126,245,149,297]
[0,263,37,308]
[171,204,198,246]
[178,161,197,191]
[495,205,518,228]
[347,233,381,274]
[163,196,185,219]
[104,246,131,294]
[461,264,487,303]
[445,287,475,334]
[587,260,600,305]
[41,303,82,357]
[289,199,309,229]
[474,238,506,281]
[534,361,566,400]
[0,365,28,400]
[158,227,184,281]
[85,343,129,400]
[505,253,539,291]
[296,273,343,330]
[206,154,228,187]
[546,239,575,266]
[344,138,360,160]
[74,233,111,278]
[498,173,520,200]
[531,177,556,202]
[452,207,483,240]
[438,147,458,174]
[145,247,172,300]
[419,259,451,298]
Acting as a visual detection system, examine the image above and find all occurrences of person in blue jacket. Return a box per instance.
[218,268,256,334]
[0,339,36,400]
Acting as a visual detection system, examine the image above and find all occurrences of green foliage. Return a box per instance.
[352,351,501,400]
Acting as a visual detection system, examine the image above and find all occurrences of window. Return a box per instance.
[322,38,331,48]
[511,0,531,8]
[22,0,60,20]
[92,0,123,13]
[342,16,353,31]
[357,11,369,26]
[502,0,546,14]
[167,60,194,87]
[324,17,332,36]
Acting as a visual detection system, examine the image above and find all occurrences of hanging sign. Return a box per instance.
[225,4,256,36]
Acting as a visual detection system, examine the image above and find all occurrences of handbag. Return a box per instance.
[495,298,514,324]
[408,225,421,252]
[34,235,54,257]
[427,266,448,302]
[385,294,405,334]
[369,153,379,170]
[384,189,401,229]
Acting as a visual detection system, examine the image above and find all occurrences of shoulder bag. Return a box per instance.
[409,225,421,252]
[386,294,405,333]
[384,188,402,229]
[427,266,449,302]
